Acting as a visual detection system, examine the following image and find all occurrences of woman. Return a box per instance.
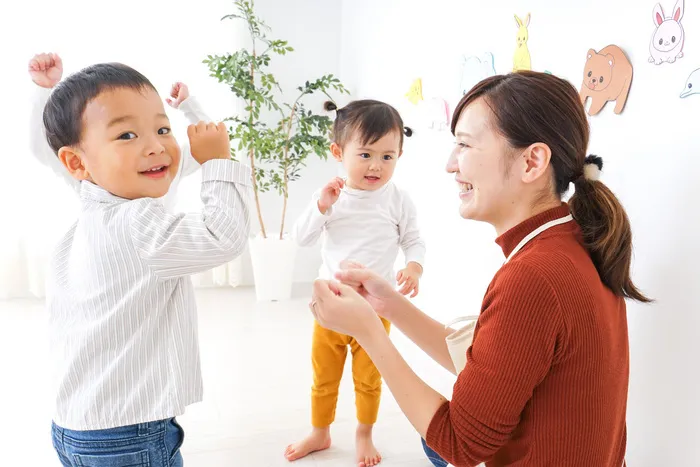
[309,71,650,467]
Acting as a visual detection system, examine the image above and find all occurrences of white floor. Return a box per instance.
[0,286,455,466]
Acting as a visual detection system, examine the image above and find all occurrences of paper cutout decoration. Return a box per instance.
[405,79,423,105]
[513,13,532,72]
[426,98,451,131]
[460,53,497,95]
[680,68,700,97]
[579,45,633,116]
[649,0,685,65]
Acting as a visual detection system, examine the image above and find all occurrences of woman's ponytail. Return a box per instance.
[569,156,652,303]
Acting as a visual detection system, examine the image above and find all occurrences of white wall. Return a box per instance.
[1,0,343,287]
[4,1,698,461]
[338,0,700,465]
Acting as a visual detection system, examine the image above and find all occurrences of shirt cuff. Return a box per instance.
[406,255,425,268]
[178,96,198,112]
[201,159,252,186]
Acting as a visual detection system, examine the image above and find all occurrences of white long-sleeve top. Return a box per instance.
[30,86,208,211]
[48,159,252,430]
[293,182,425,283]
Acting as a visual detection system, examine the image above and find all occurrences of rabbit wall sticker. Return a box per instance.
[649,0,685,65]
[513,13,532,72]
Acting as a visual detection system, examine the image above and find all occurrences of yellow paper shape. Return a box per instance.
[405,78,423,104]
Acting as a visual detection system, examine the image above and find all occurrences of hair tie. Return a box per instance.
[404,126,413,137]
[323,101,338,113]
[574,154,603,183]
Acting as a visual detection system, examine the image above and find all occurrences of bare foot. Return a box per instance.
[356,424,382,467]
[284,427,331,462]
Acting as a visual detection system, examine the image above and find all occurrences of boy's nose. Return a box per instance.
[146,138,166,156]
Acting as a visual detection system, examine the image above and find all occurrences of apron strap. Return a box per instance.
[445,315,480,330]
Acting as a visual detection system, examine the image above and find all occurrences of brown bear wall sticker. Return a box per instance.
[579,45,633,116]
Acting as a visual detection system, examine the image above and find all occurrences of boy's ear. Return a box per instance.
[58,146,91,181]
[398,149,403,159]
[330,142,343,162]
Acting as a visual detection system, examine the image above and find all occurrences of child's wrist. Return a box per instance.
[407,262,423,276]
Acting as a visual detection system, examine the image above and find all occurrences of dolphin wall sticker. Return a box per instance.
[681,68,700,97]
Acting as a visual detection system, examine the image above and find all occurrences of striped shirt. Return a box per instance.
[47,159,252,430]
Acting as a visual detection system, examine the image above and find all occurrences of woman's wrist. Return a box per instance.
[382,292,412,324]
[357,317,394,352]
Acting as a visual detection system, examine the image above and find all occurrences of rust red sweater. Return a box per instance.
[426,204,629,467]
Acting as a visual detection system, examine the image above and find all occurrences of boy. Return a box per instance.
[29,53,207,210]
[44,62,251,466]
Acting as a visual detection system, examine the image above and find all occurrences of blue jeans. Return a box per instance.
[422,438,448,467]
[51,418,185,467]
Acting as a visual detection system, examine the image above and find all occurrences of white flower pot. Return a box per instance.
[249,235,298,302]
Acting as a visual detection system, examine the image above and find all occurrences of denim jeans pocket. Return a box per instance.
[168,419,185,464]
[73,450,150,467]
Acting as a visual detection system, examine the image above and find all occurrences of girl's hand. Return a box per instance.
[397,262,423,298]
[318,177,344,214]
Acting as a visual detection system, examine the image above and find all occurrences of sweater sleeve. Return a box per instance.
[177,96,212,178]
[398,191,425,267]
[425,261,562,466]
[292,190,330,247]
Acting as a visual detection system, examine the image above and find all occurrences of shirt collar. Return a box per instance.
[79,181,130,205]
[495,203,572,258]
[342,181,392,199]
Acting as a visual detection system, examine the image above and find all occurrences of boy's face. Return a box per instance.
[60,87,181,200]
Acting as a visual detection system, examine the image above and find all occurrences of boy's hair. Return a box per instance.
[43,63,157,154]
[324,100,412,150]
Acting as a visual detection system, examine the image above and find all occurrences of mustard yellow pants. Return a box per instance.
[311,318,391,428]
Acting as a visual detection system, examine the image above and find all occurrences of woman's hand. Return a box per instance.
[335,261,403,321]
[310,280,385,342]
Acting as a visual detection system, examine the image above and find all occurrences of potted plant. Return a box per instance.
[204,0,348,301]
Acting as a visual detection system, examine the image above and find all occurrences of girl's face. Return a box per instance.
[331,130,402,191]
[446,98,554,234]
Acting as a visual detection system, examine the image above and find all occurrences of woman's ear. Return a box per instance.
[330,142,343,162]
[520,143,552,184]
[58,146,91,181]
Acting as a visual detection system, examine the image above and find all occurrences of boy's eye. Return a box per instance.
[118,132,137,141]
[383,155,394,160]
[359,153,371,159]
[158,127,171,135]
